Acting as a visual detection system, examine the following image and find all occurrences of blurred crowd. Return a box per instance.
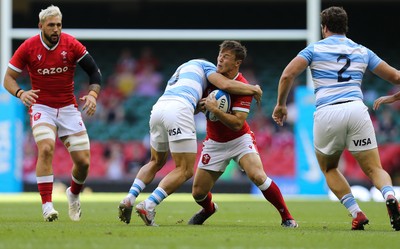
[84,46,163,125]
[21,46,400,185]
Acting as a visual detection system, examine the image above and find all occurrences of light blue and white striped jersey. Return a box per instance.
[298,35,382,108]
[160,59,217,109]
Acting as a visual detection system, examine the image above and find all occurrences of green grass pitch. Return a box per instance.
[1,192,400,249]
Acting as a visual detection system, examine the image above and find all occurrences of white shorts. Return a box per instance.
[30,104,87,137]
[149,98,197,153]
[197,133,259,172]
[313,100,377,155]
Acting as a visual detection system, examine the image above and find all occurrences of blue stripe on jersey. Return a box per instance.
[298,35,382,107]
[366,49,382,70]
[314,82,361,94]
[179,71,204,83]
[162,59,216,109]
[312,69,363,81]
[163,91,197,109]
[313,52,368,64]
[315,90,362,107]
[164,84,201,99]
[185,59,217,77]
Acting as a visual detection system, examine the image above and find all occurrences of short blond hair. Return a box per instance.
[38,5,62,23]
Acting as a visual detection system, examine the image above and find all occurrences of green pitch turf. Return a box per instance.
[1,192,400,249]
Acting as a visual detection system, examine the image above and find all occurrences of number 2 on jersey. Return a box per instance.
[337,54,352,82]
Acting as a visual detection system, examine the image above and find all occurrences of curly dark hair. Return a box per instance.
[321,6,348,34]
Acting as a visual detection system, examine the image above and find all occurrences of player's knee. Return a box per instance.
[37,143,55,159]
[191,189,208,202]
[183,167,194,180]
[75,156,90,170]
[33,126,56,143]
[78,163,90,175]
[249,172,267,186]
[146,157,166,172]
[191,188,206,200]
[363,166,380,179]
[192,193,206,201]
[154,157,167,168]
[64,134,90,152]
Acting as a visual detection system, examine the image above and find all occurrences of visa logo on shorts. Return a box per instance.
[352,138,372,146]
[168,128,182,136]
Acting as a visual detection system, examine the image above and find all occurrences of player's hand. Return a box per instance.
[195,98,206,114]
[204,92,218,113]
[20,89,40,107]
[272,104,287,126]
[373,95,396,110]
[253,85,263,105]
[80,94,97,116]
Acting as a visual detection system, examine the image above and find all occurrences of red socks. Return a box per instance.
[37,182,53,204]
[70,178,84,195]
[261,181,293,220]
[196,192,215,213]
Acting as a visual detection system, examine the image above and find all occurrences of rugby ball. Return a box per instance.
[205,89,231,122]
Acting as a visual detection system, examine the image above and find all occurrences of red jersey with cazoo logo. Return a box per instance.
[204,73,253,142]
[8,32,88,108]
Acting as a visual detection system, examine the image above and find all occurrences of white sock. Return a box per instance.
[145,187,168,211]
[128,178,146,205]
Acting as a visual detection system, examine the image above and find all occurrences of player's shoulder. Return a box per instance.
[189,59,216,76]
[16,35,41,53]
[232,73,253,101]
[60,32,80,42]
[235,73,249,84]
[190,59,216,70]
[59,33,87,53]
[23,34,41,45]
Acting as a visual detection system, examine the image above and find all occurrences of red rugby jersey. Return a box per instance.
[9,32,88,108]
[205,73,253,142]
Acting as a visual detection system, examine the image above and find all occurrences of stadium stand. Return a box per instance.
[14,1,400,190]
[19,42,400,189]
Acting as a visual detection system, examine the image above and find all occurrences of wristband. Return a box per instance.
[17,90,25,98]
[88,90,98,99]
[15,88,23,98]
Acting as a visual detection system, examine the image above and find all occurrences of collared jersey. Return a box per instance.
[9,32,88,108]
[205,73,252,142]
[298,34,382,109]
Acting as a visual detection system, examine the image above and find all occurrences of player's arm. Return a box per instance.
[273,56,308,126]
[78,53,102,116]
[4,67,22,97]
[371,60,400,85]
[204,94,247,131]
[207,73,262,104]
[371,61,400,110]
[3,67,40,107]
[373,92,400,110]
